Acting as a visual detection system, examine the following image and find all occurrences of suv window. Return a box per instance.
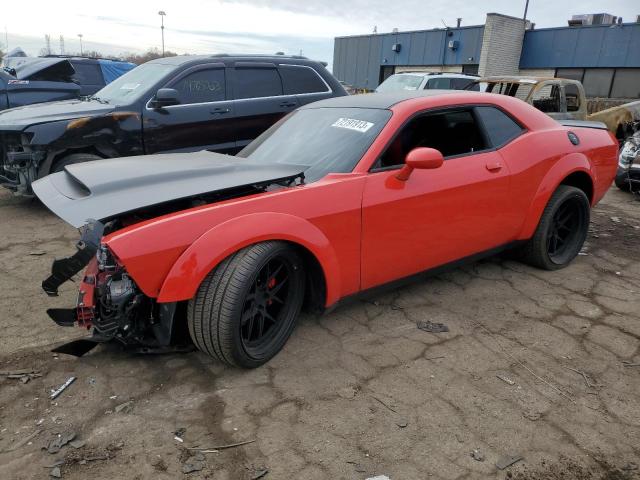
[564,84,581,112]
[170,68,226,104]
[475,106,523,147]
[71,62,103,85]
[451,78,475,90]
[425,77,451,89]
[280,65,328,94]
[235,68,283,99]
[376,108,487,169]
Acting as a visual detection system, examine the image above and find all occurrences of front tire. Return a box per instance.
[188,242,305,368]
[519,185,590,270]
[52,153,102,173]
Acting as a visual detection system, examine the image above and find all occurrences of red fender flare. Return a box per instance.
[517,153,595,240]
[156,212,341,306]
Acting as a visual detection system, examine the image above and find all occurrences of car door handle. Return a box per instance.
[279,101,297,108]
[485,161,503,172]
[210,107,230,115]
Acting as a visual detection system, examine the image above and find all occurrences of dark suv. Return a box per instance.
[0,54,346,195]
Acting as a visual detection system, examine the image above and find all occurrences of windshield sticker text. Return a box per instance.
[331,118,374,133]
[120,83,141,90]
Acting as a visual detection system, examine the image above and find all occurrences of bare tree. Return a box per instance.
[120,47,179,65]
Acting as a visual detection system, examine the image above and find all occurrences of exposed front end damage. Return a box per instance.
[0,131,45,196]
[35,153,306,356]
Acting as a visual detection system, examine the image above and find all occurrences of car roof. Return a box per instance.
[301,90,479,110]
[148,54,318,67]
[389,72,479,78]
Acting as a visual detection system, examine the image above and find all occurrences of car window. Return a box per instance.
[425,78,451,89]
[71,62,103,85]
[238,107,391,182]
[531,84,560,113]
[170,68,226,104]
[234,68,283,99]
[280,65,328,94]
[564,84,581,112]
[451,78,475,90]
[474,106,524,148]
[376,74,423,92]
[376,108,487,169]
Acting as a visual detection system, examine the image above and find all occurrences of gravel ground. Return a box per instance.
[0,187,639,480]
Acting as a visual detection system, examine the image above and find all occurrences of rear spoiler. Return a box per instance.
[557,119,608,130]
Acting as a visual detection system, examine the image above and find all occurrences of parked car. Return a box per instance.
[0,54,345,195]
[34,90,618,367]
[616,128,640,192]
[376,72,482,93]
[1,56,135,106]
[476,76,640,146]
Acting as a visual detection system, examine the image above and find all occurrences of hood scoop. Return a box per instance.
[32,151,306,228]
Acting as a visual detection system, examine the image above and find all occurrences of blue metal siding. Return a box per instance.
[521,24,640,68]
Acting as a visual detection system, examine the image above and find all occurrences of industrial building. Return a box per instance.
[333,12,640,99]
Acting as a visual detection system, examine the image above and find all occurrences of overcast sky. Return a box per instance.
[2,0,638,66]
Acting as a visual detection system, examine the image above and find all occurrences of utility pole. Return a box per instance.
[158,11,166,57]
[78,34,83,55]
[59,35,65,55]
[523,0,530,21]
[44,34,51,55]
[4,26,8,51]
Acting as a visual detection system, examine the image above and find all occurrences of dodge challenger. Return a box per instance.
[33,91,619,368]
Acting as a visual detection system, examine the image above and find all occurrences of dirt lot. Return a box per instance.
[0,187,639,480]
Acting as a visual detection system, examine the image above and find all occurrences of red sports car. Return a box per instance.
[34,91,618,368]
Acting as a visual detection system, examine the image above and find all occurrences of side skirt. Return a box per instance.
[325,241,523,314]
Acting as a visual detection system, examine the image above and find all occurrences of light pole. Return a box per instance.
[78,34,83,56]
[158,11,166,57]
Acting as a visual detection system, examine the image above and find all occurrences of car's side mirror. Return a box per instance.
[396,147,444,181]
[151,88,180,108]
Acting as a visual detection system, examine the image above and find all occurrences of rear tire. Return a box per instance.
[52,153,102,173]
[615,171,631,192]
[519,185,590,270]
[187,241,305,368]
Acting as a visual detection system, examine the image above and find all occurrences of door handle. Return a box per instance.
[279,101,297,108]
[210,107,230,115]
[485,161,503,172]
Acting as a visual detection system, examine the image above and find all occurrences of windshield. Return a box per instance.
[238,107,391,182]
[376,74,423,92]
[91,63,175,105]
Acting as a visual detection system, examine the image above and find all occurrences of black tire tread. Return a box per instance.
[52,153,102,173]
[519,185,589,270]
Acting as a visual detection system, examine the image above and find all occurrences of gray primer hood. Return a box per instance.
[32,151,306,228]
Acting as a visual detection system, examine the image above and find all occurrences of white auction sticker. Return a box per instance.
[331,117,374,133]
[120,83,140,90]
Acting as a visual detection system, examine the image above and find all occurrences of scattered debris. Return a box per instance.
[114,401,133,414]
[622,462,638,471]
[182,453,206,474]
[622,361,640,368]
[370,395,398,414]
[46,431,77,454]
[69,439,86,449]
[50,377,76,400]
[566,367,599,388]
[416,320,449,333]
[174,427,186,438]
[610,216,621,223]
[29,250,47,256]
[0,369,42,383]
[578,252,589,256]
[366,476,391,480]
[251,469,269,479]
[471,449,485,462]
[174,436,184,443]
[151,456,168,472]
[1,429,42,453]
[347,461,367,473]
[496,374,515,385]
[50,466,62,478]
[188,439,256,451]
[425,355,446,360]
[496,454,523,470]
[43,460,65,468]
[87,377,96,386]
[395,418,409,428]
[523,410,542,421]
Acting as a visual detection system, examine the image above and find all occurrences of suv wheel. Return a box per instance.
[52,153,102,173]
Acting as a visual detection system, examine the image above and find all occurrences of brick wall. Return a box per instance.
[478,13,529,77]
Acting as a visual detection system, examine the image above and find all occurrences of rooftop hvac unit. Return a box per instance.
[569,13,616,26]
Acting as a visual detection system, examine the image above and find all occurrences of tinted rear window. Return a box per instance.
[235,68,283,99]
[280,66,328,94]
[71,62,103,85]
[475,106,523,147]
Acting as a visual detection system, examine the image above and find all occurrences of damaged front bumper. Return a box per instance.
[42,220,188,355]
[0,132,44,196]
